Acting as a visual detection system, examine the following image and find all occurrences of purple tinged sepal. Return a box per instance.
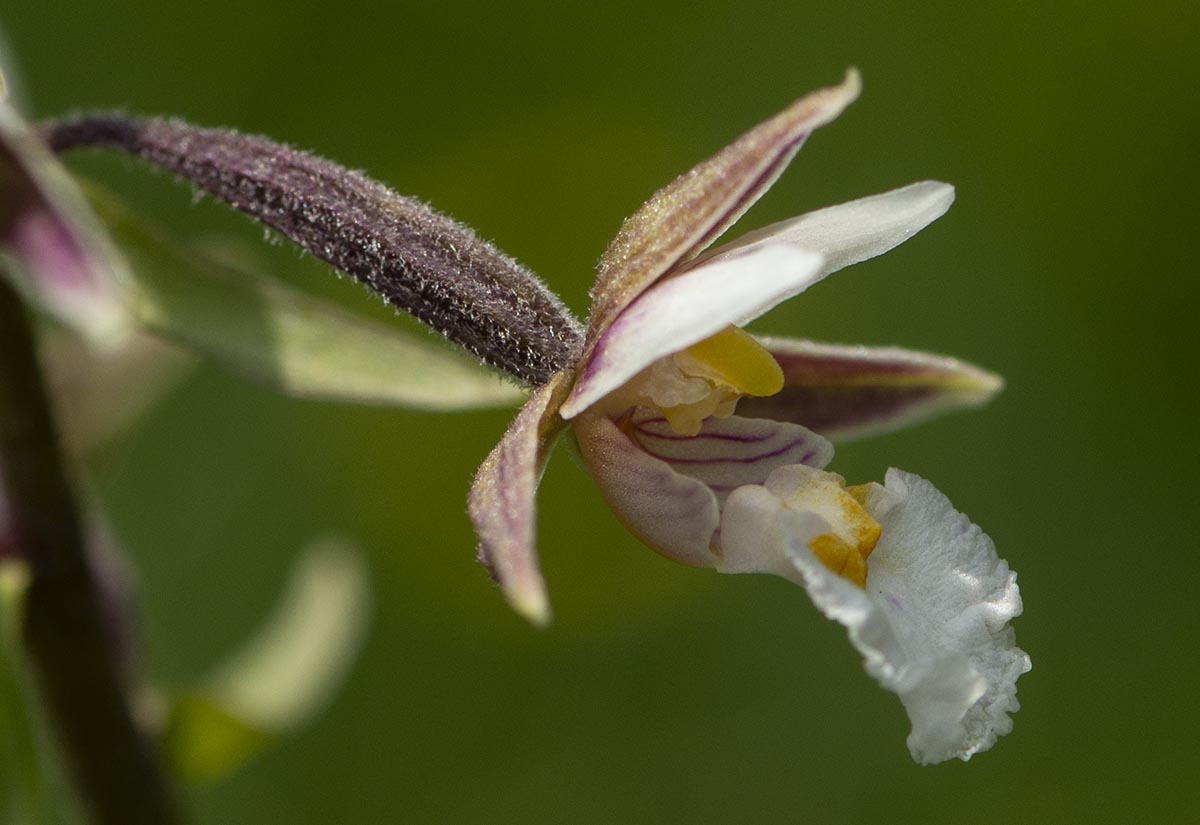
[738,338,1004,441]
[468,372,573,626]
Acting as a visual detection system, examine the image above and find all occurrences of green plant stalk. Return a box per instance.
[1,566,46,825]
[0,277,177,825]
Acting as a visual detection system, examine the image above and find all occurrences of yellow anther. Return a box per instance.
[673,325,784,399]
[599,326,784,435]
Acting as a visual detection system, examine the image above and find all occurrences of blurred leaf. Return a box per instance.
[0,560,30,650]
[163,538,371,785]
[86,187,526,411]
[0,21,25,112]
[39,327,193,455]
[204,538,371,730]
[162,696,271,786]
[0,101,131,346]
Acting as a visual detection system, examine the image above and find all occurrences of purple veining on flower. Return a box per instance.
[632,414,830,463]
[639,435,816,467]
[631,417,775,443]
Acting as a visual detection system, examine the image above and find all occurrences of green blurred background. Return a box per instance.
[4,0,1198,822]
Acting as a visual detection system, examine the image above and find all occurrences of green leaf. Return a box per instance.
[162,696,271,786]
[0,562,54,825]
[0,561,28,650]
[163,538,371,785]
[87,187,526,411]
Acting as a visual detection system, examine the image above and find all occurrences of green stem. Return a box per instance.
[0,278,178,824]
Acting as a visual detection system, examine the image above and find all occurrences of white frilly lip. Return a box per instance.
[721,466,1029,764]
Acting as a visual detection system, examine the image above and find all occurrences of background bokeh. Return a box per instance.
[4,0,1197,822]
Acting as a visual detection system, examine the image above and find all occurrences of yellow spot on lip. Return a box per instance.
[800,477,881,588]
[809,533,869,587]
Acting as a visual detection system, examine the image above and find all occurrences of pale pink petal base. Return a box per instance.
[573,410,835,566]
[572,413,720,568]
[736,337,1003,441]
[467,371,571,626]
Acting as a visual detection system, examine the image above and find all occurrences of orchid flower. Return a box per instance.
[4,68,1027,765]
[469,70,1028,764]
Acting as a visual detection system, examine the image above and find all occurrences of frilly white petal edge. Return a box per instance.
[723,466,1029,764]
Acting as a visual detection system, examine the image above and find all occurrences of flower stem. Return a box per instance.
[0,278,177,825]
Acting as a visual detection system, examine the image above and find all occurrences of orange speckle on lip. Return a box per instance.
[805,481,881,588]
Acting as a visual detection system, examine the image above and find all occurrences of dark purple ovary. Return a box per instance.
[42,115,584,387]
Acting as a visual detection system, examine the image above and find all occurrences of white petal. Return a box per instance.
[694,181,955,279]
[561,244,824,418]
[720,466,1028,764]
[573,413,720,568]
